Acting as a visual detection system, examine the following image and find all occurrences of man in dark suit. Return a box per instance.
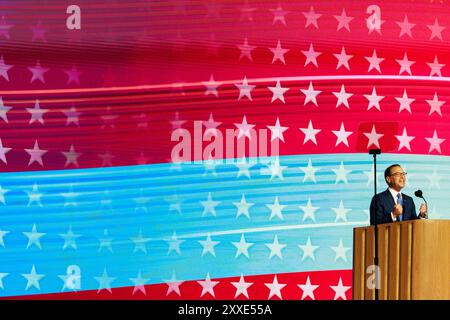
[370,164,427,225]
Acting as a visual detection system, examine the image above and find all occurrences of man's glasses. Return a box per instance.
[390,172,407,177]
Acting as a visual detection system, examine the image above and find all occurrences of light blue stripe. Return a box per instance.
[0,153,448,297]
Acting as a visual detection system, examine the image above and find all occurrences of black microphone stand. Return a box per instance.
[369,148,381,301]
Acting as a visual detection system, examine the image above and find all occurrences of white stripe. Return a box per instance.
[1,75,448,96]
[177,220,369,239]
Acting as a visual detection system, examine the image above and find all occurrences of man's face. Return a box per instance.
[386,166,406,191]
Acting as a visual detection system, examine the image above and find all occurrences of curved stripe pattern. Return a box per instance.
[0,152,449,297]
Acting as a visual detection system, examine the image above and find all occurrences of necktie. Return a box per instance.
[397,193,403,222]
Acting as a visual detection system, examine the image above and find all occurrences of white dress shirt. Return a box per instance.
[388,188,402,221]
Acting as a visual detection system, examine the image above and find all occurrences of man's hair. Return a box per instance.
[384,164,401,183]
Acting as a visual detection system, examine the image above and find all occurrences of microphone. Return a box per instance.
[414,189,423,199]
[369,149,381,155]
[414,189,428,219]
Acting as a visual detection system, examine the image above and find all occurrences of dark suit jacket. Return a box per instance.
[370,189,418,225]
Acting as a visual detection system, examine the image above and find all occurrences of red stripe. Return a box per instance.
[2,269,352,300]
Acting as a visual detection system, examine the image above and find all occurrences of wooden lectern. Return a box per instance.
[353,219,450,300]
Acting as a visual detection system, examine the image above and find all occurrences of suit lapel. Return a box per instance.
[385,189,395,210]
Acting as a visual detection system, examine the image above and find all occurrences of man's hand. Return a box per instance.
[392,204,403,218]
[419,203,427,218]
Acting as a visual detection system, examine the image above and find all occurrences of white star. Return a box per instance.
[301,43,321,68]
[203,113,222,137]
[134,191,151,213]
[332,84,353,109]
[129,271,149,295]
[396,15,415,38]
[25,140,47,166]
[331,239,351,262]
[266,196,287,221]
[332,122,353,147]
[265,275,286,300]
[332,200,351,222]
[363,164,381,187]
[201,192,220,217]
[265,235,286,260]
[26,99,48,125]
[269,41,289,65]
[268,80,289,104]
[365,50,384,73]
[330,277,351,300]
[395,90,415,114]
[94,268,116,293]
[0,96,12,123]
[61,184,78,207]
[427,18,446,41]
[302,6,321,29]
[0,56,13,81]
[98,229,113,252]
[395,127,415,151]
[130,229,151,254]
[427,56,445,77]
[427,168,441,189]
[0,229,10,247]
[202,74,221,97]
[198,233,220,257]
[363,125,384,148]
[299,198,319,222]
[364,86,384,111]
[298,276,319,300]
[238,37,256,62]
[28,60,49,83]
[0,272,8,289]
[170,111,186,130]
[300,159,320,183]
[266,158,287,181]
[298,237,319,261]
[22,265,45,291]
[267,117,288,142]
[235,156,255,178]
[198,273,219,298]
[62,144,81,168]
[234,115,256,139]
[426,92,445,116]
[167,193,183,215]
[167,231,185,255]
[232,234,254,258]
[64,104,81,126]
[164,272,184,296]
[231,274,253,299]
[203,157,218,177]
[23,224,46,249]
[299,120,321,145]
[332,162,351,184]
[233,194,254,219]
[27,183,43,207]
[300,82,321,106]
[269,6,288,26]
[0,138,11,164]
[334,8,353,32]
[333,46,353,70]
[59,226,80,250]
[425,130,445,154]
[235,77,255,101]
[396,52,415,76]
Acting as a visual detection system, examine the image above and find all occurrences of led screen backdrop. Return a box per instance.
[0,0,449,300]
